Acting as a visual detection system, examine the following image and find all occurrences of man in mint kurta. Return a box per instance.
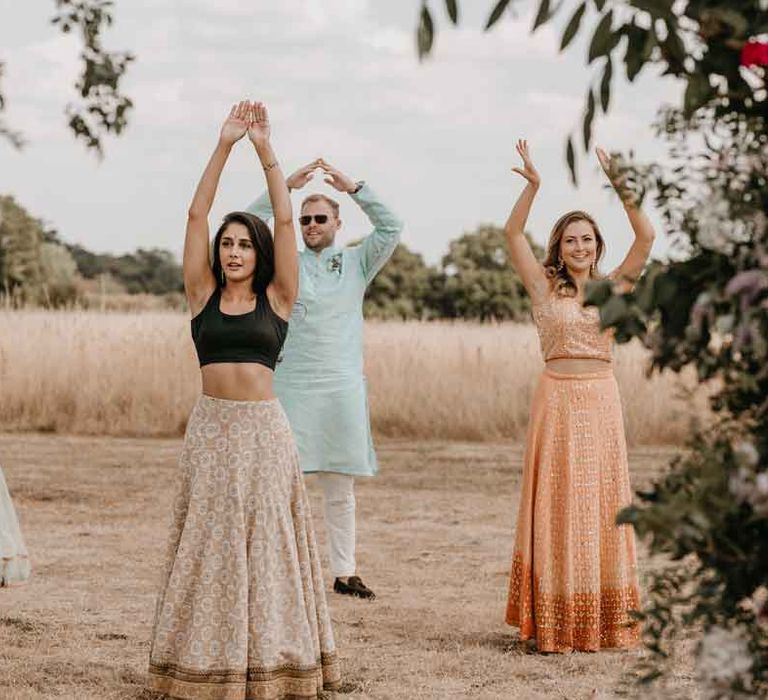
[247,158,402,599]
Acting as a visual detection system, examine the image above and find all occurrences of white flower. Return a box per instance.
[749,586,768,620]
[729,467,754,502]
[733,440,759,468]
[694,198,736,255]
[728,441,768,516]
[696,625,754,698]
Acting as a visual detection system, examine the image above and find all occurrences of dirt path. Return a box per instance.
[0,434,695,699]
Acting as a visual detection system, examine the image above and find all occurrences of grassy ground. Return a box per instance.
[0,434,698,699]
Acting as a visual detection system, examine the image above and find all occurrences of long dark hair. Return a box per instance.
[211,212,274,294]
[542,210,605,297]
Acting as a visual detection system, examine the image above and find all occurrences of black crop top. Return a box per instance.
[191,288,288,370]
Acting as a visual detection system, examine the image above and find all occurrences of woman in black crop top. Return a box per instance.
[147,101,340,700]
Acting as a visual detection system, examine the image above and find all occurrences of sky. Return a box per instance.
[0,1,682,269]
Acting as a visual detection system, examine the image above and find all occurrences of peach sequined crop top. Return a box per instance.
[532,295,613,363]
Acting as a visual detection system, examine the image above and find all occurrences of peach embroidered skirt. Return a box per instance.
[505,367,641,652]
[148,395,340,699]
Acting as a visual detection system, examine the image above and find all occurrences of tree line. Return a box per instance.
[0,194,542,320]
[0,195,183,307]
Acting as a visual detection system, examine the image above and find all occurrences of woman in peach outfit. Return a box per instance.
[504,140,655,653]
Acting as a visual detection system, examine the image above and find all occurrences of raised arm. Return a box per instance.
[597,147,656,290]
[320,159,403,284]
[505,140,549,304]
[184,101,249,316]
[247,102,298,317]
[245,160,320,222]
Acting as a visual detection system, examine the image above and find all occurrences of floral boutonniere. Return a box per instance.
[327,253,343,275]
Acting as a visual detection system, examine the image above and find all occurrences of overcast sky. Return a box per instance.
[1,1,682,268]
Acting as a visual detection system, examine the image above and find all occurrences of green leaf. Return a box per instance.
[635,263,661,313]
[617,504,640,525]
[417,5,435,60]
[560,2,586,51]
[584,278,613,306]
[533,0,551,31]
[624,24,649,80]
[660,28,686,74]
[588,10,616,64]
[566,136,577,185]
[485,0,511,30]
[583,88,596,150]
[615,314,646,343]
[445,0,459,24]
[599,56,612,111]
[600,294,629,327]
[704,8,749,36]
[683,72,712,115]
[653,273,677,307]
[593,0,606,9]
[629,0,674,21]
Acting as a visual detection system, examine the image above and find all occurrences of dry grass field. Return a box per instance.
[0,311,710,444]
[0,433,700,700]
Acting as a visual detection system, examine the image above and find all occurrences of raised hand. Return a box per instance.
[318,158,357,193]
[596,147,625,187]
[286,159,321,191]
[247,101,271,150]
[511,139,540,188]
[596,146,636,205]
[219,101,249,146]
[596,146,614,178]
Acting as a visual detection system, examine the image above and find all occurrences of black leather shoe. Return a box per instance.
[333,576,376,600]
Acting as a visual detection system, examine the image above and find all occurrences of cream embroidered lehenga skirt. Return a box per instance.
[148,396,340,699]
[506,368,641,653]
[0,466,31,586]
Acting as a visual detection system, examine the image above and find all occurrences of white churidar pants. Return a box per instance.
[314,472,356,578]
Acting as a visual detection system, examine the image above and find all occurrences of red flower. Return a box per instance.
[740,41,768,67]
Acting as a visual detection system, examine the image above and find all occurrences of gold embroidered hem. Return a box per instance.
[506,554,640,652]
[148,653,341,699]
[505,368,641,653]
[148,396,340,699]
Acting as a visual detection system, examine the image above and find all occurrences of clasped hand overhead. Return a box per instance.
[219,100,271,150]
[286,158,358,195]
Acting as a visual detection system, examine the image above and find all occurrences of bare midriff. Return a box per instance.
[545,357,612,374]
[200,363,276,401]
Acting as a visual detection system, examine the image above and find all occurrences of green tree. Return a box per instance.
[1,1,133,153]
[433,224,543,321]
[39,241,80,306]
[110,248,183,295]
[58,242,183,295]
[0,196,81,305]
[62,242,104,279]
[416,0,768,694]
[364,242,434,319]
[0,195,45,302]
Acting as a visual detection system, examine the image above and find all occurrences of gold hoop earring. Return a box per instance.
[557,259,564,272]
[220,269,226,285]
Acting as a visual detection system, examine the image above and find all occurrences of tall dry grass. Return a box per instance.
[0,310,710,444]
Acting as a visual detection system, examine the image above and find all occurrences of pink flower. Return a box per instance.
[740,41,768,67]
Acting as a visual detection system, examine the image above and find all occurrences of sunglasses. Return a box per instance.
[299,214,329,226]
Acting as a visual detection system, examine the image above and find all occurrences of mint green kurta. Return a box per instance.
[246,184,402,476]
